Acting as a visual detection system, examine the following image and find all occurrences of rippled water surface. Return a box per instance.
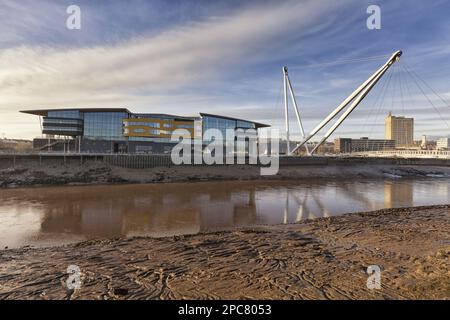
[0,179,449,248]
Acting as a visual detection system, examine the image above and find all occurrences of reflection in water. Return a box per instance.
[38,186,258,238]
[0,179,449,248]
[384,181,413,208]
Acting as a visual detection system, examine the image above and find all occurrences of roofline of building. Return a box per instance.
[20,108,132,117]
[131,113,199,121]
[20,108,271,128]
[199,113,270,128]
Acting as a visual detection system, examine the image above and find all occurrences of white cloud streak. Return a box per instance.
[0,1,345,109]
[1,0,448,140]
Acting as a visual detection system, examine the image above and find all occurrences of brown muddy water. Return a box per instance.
[0,179,449,248]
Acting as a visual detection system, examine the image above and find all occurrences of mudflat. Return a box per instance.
[0,205,448,300]
[1,162,450,188]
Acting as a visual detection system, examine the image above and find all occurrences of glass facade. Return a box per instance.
[42,125,83,136]
[201,115,260,156]
[128,137,172,143]
[202,115,237,143]
[43,118,84,126]
[202,116,255,140]
[83,112,128,140]
[237,120,255,129]
[42,116,84,136]
[48,110,82,119]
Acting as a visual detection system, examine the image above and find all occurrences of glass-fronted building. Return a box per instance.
[201,113,259,155]
[21,108,269,154]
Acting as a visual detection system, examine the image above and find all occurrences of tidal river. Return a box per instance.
[0,178,449,248]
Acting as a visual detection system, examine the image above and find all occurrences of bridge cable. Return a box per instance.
[299,54,390,69]
[406,63,450,127]
[404,62,450,108]
[285,54,400,152]
[398,63,406,115]
[360,66,392,152]
[366,65,395,148]
[390,63,399,113]
[273,71,284,136]
[402,63,450,130]
[384,64,399,151]
[400,63,417,114]
[361,67,390,131]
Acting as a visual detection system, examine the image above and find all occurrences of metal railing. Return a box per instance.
[354,150,450,159]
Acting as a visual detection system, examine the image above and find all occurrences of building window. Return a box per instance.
[202,115,238,143]
[83,112,128,140]
[48,110,81,119]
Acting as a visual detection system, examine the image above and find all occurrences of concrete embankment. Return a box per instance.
[0,154,450,188]
[1,153,450,169]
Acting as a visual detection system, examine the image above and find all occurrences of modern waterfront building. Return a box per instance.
[334,137,396,153]
[21,108,269,154]
[385,112,414,147]
[436,137,450,150]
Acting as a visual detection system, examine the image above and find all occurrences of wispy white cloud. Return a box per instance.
[1,0,449,140]
[0,0,347,106]
[0,0,360,138]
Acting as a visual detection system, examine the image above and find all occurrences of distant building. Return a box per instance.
[315,141,335,155]
[351,137,396,152]
[278,140,300,155]
[437,138,450,150]
[0,139,16,152]
[421,135,427,149]
[0,139,32,152]
[334,138,352,153]
[385,112,414,147]
[334,137,395,153]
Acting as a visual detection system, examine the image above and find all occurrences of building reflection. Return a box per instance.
[273,180,416,224]
[39,183,258,239]
[3,178,443,245]
[384,181,413,208]
[281,182,378,223]
[438,182,449,198]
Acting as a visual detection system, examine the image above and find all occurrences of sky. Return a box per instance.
[0,0,450,140]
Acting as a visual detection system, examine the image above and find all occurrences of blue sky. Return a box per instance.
[0,0,449,140]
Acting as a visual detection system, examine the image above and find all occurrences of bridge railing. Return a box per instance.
[354,150,450,159]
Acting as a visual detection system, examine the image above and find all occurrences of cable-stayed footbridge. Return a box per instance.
[280,50,450,159]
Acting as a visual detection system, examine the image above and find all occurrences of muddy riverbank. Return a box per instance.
[1,161,450,188]
[0,205,448,300]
